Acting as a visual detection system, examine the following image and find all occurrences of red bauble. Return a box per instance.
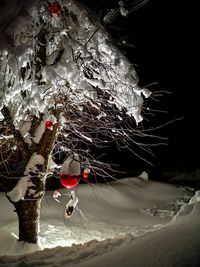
[48,3,61,16]
[45,120,53,130]
[82,169,90,180]
[59,173,79,189]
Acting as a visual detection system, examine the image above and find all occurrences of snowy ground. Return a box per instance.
[0,173,200,266]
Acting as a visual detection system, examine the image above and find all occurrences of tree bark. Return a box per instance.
[13,199,42,243]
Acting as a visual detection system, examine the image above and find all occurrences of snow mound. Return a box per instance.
[0,230,42,256]
[171,190,200,224]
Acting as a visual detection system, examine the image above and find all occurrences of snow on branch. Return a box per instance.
[7,176,35,202]
[103,0,150,24]
[32,114,57,144]
[24,153,44,175]
[0,0,151,129]
[7,153,44,202]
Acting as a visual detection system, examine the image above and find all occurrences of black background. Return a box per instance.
[80,0,197,177]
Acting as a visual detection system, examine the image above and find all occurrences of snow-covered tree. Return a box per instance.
[0,0,153,244]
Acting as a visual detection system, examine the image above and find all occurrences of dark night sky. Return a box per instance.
[81,0,197,175]
[122,0,186,171]
[119,0,195,173]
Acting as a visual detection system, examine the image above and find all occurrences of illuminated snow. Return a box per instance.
[60,153,81,176]
[7,154,45,202]
[7,176,35,202]
[0,175,200,267]
[24,153,44,175]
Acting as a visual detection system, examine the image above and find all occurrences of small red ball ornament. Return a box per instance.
[59,173,79,190]
[45,120,54,130]
[48,3,61,16]
[82,168,90,180]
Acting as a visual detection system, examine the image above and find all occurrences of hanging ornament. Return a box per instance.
[64,191,79,218]
[48,3,61,16]
[59,173,80,190]
[59,153,81,189]
[82,168,90,180]
[45,120,54,130]
[53,190,61,198]
[53,190,61,203]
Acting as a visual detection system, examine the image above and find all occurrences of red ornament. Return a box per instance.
[82,168,90,180]
[59,173,79,189]
[45,120,53,130]
[48,3,61,16]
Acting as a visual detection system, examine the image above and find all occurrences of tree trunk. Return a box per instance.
[7,110,60,243]
[14,199,42,243]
